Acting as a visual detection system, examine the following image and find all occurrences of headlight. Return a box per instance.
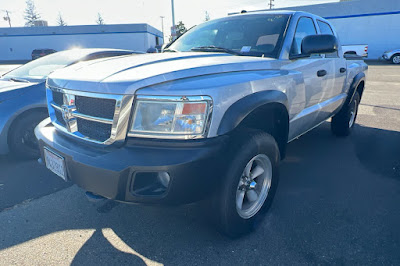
[128,95,212,139]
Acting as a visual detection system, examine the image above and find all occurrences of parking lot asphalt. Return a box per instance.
[0,63,399,265]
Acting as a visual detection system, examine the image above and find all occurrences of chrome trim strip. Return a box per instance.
[49,85,124,100]
[51,103,62,111]
[71,111,114,125]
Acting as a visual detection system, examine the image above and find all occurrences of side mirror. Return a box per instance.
[146,47,159,53]
[301,34,338,55]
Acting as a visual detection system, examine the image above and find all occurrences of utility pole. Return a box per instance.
[268,0,274,9]
[160,16,165,43]
[3,10,12,27]
[171,0,176,40]
[171,0,176,28]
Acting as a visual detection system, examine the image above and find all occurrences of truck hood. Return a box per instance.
[47,52,284,95]
[0,79,40,102]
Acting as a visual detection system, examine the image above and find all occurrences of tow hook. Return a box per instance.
[85,191,106,203]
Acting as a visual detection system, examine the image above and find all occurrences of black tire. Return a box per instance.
[391,54,400,64]
[8,111,48,160]
[213,130,280,238]
[331,92,360,137]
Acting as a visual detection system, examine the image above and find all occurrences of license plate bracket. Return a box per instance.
[44,147,68,181]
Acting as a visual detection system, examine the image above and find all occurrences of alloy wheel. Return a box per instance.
[393,55,400,64]
[236,154,272,219]
[349,98,358,128]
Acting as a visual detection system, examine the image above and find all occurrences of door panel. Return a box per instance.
[330,57,347,98]
[285,16,334,139]
[283,58,330,140]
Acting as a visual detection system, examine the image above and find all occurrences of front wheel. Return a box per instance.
[391,54,400,64]
[8,111,48,160]
[213,130,280,238]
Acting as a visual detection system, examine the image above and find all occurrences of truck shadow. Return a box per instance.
[0,122,399,265]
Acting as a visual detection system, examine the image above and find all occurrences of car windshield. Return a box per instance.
[168,14,290,58]
[2,49,93,80]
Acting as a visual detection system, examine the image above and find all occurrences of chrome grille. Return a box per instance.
[75,96,116,120]
[55,110,66,126]
[77,118,112,142]
[52,91,64,106]
[47,86,134,145]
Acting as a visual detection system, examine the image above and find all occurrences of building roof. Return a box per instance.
[230,0,400,19]
[271,0,399,18]
[0,23,163,39]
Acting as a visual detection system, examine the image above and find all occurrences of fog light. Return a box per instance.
[131,171,171,196]
[157,172,171,188]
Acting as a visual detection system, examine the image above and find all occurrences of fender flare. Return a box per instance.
[346,72,365,105]
[217,90,289,135]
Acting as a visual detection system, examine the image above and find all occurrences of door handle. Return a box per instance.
[317,70,327,77]
[340,67,347,73]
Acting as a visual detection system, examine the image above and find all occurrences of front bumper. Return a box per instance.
[0,105,11,154]
[35,118,230,205]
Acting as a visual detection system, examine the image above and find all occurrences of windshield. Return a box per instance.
[168,14,290,58]
[2,49,94,80]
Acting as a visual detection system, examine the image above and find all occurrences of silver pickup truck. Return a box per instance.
[35,11,367,237]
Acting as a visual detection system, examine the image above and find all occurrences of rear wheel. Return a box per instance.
[391,54,400,64]
[331,92,360,137]
[8,111,48,160]
[213,130,280,238]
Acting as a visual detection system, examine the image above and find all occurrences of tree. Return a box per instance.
[176,21,187,38]
[169,21,187,42]
[3,10,12,27]
[56,12,67,26]
[24,0,40,27]
[96,13,105,25]
[204,11,210,22]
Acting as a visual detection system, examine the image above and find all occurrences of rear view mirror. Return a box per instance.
[301,34,338,55]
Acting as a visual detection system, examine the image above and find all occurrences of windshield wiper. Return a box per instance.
[163,48,178,52]
[191,46,242,56]
[9,77,30,83]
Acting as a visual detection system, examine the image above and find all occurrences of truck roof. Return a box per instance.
[229,10,296,15]
[228,10,330,24]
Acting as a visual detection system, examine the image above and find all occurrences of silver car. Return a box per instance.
[0,48,139,159]
[382,49,400,64]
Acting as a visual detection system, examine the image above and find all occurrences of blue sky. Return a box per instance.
[1,0,338,36]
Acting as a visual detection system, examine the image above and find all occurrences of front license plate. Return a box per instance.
[44,147,67,181]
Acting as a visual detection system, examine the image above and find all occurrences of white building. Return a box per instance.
[256,0,400,59]
[0,24,163,61]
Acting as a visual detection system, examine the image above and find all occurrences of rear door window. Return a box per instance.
[317,20,334,35]
[317,20,338,58]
